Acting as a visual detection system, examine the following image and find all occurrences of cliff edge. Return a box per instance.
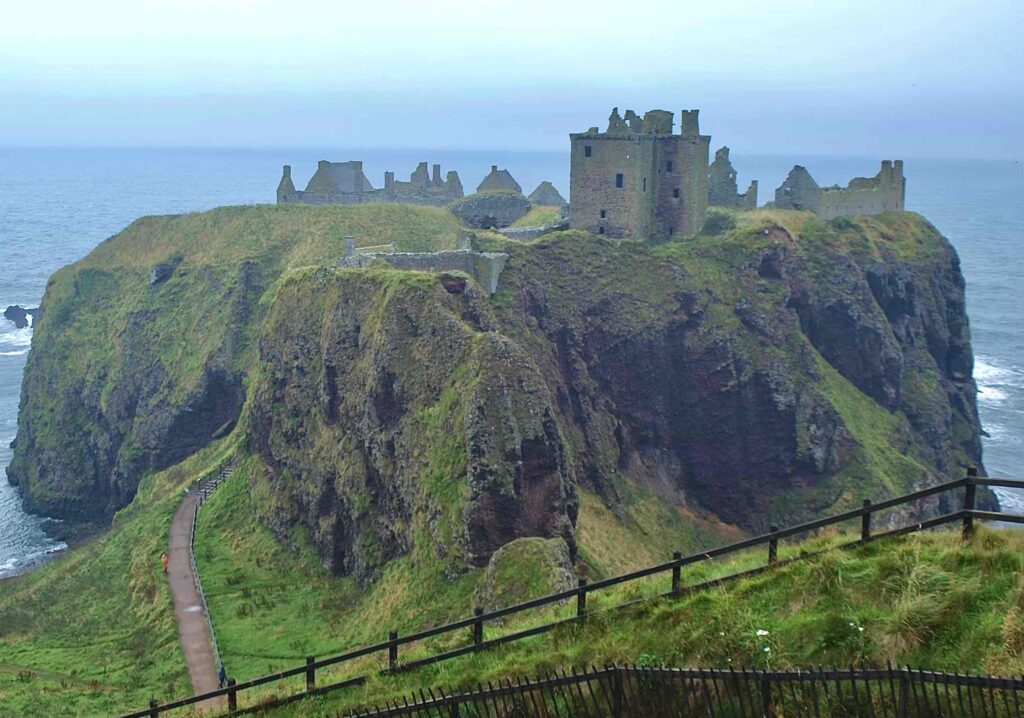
[7,205,985,581]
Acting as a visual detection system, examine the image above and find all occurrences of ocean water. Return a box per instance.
[0,147,1020,577]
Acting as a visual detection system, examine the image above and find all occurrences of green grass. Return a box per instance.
[510,205,561,227]
[0,437,237,717]
[232,526,1024,716]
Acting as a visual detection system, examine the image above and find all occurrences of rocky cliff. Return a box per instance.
[8,205,985,582]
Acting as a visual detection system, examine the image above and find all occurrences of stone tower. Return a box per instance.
[569,107,711,240]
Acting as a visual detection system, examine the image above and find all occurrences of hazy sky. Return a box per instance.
[2,0,1022,157]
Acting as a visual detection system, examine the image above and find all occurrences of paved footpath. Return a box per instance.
[167,489,225,713]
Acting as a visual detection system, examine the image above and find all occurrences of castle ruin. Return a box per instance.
[708,146,757,209]
[773,161,905,219]
[476,166,523,194]
[569,108,711,241]
[277,161,463,206]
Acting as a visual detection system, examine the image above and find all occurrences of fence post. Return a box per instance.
[473,606,484,646]
[671,551,682,594]
[760,670,772,718]
[963,467,977,538]
[861,498,872,541]
[768,525,779,565]
[305,655,315,691]
[577,577,588,618]
[148,698,159,717]
[388,630,398,670]
[227,677,237,712]
[898,669,909,717]
[612,667,623,718]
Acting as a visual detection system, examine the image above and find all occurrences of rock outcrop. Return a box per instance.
[449,191,531,229]
[3,305,38,329]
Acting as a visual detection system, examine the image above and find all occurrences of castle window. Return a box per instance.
[615,173,624,188]
[643,177,647,192]
[669,227,674,235]
[598,226,605,235]
[667,161,673,172]
[673,188,680,198]
[600,210,606,219]
[585,145,592,157]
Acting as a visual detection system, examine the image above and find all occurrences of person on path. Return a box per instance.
[161,552,169,573]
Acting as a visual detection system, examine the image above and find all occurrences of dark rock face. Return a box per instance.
[9,260,259,521]
[249,272,576,582]
[4,305,38,329]
[449,191,531,229]
[149,257,182,285]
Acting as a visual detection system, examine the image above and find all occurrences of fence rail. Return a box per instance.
[344,664,1024,718]
[123,472,1024,718]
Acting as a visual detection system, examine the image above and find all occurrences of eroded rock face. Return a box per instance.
[248,271,577,582]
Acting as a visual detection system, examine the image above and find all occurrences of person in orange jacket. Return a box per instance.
[161,552,169,573]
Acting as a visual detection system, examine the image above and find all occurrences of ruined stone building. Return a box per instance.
[569,107,710,241]
[528,181,567,206]
[477,166,523,194]
[773,161,905,219]
[708,147,757,209]
[277,161,463,206]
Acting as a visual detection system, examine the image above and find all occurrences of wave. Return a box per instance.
[0,325,32,350]
[0,350,28,357]
[977,384,1009,405]
[975,355,1023,386]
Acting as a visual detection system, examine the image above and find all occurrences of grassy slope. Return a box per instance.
[0,437,236,717]
[510,205,561,227]
[192,451,741,684]
[245,526,1024,717]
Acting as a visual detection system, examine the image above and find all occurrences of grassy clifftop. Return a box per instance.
[9,204,465,522]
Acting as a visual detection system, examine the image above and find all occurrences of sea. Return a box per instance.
[0,148,1021,578]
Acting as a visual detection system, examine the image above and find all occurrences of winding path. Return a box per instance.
[167,485,225,712]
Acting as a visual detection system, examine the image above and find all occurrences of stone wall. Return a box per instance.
[497,221,570,242]
[339,249,509,294]
[449,191,531,229]
[708,146,758,209]
[277,161,464,207]
[569,107,709,241]
[773,161,905,219]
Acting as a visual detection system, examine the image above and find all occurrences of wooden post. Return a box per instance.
[227,678,237,712]
[671,551,682,594]
[388,630,399,670]
[148,698,159,717]
[768,525,779,565]
[305,655,315,691]
[577,577,588,618]
[473,607,484,646]
[861,498,872,541]
[963,467,977,538]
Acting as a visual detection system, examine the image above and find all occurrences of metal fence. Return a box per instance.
[345,664,1024,718]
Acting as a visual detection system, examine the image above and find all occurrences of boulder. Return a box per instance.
[449,191,531,229]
